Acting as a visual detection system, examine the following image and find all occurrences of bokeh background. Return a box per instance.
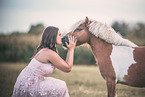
[0,0,145,97]
[0,0,145,63]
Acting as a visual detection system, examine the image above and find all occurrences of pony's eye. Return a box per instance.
[76,28,83,31]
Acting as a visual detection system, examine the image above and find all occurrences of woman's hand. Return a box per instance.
[66,35,77,50]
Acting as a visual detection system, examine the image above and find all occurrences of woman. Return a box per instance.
[12,26,76,97]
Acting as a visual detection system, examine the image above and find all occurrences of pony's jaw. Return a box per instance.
[76,41,83,46]
[75,36,88,46]
[74,31,90,46]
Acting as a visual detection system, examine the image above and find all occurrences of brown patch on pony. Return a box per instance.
[124,46,145,87]
[89,34,116,80]
[89,35,116,97]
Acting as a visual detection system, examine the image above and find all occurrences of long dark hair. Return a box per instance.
[32,26,59,57]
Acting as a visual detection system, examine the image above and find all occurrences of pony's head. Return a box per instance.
[69,17,91,46]
[69,17,138,47]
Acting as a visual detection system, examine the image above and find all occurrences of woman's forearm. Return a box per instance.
[64,35,76,72]
[65,48,74,69]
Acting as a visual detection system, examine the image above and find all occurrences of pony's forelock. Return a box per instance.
[70,19,85,33]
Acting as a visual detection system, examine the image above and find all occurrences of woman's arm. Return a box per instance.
[64,48,74,72]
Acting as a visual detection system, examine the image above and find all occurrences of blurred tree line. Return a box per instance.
[0,21,145,64]
[0,23,96,64]
[112,21,145,45]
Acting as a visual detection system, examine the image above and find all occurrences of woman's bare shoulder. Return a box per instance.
[35,48,59,63]
[42,48,58,57]
[43,48,56,53]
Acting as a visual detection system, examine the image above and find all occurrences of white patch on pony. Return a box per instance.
[70,19,138,48]
[110,45,136,82]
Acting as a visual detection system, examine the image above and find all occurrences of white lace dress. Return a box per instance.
[12,49,69,97]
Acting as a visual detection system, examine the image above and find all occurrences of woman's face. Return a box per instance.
[56,30,63,45]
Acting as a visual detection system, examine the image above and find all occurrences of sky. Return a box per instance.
[0,0,145,34]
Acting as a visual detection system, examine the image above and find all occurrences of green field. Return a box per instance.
[0,63,145,97]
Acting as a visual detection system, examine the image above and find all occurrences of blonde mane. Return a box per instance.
[71,19,138,48]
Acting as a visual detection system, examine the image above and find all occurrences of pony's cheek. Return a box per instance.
[73,34,79,38]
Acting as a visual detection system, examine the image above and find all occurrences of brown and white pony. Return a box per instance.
[66,17,145,97]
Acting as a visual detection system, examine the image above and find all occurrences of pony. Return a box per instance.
[66,17,145,97]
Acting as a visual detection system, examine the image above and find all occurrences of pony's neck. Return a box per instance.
[88,34,112,61]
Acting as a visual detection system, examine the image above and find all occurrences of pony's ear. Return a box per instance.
[85,16,90,25]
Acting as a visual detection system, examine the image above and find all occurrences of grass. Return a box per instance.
[0,63,145,97]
